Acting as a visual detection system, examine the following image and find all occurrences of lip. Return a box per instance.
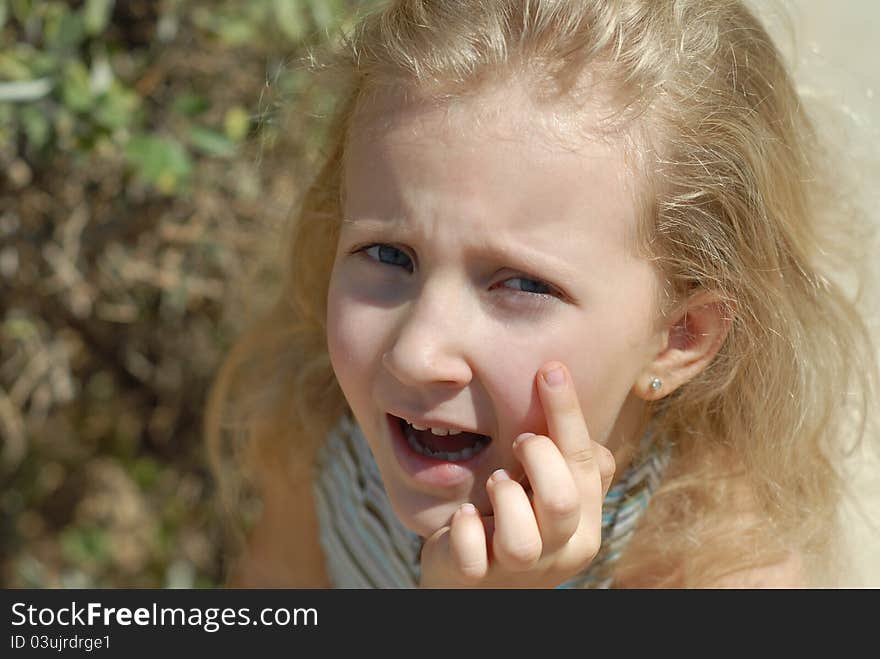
[386,413,492,490]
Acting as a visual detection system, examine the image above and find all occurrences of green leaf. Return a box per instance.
[93,82,139,130]
[172,92,210,117]
[9,0,30,25]
[125,134,193,194]
[0,125,12,150]
[61,526,110,566]
[0,102,12,128]
[83,0,114,36]
[274,0,307,43]
[188,126,237,158]
[0,0,8,30]
[61,60,93,111]
[44,4,86,51]
[0,51,35,80]
[132,456,160,490]
[307,0,338,32]
[214,15,256,46]
[19,105,50,149]
[0,45,59,79]
[26,49,58,78]
[223,106,250,142]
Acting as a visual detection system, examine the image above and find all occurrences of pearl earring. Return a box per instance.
[649,377,663,393]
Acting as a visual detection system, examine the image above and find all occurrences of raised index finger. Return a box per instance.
[536,362,597,479]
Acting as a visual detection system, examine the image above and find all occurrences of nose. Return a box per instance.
[381,279,474,389]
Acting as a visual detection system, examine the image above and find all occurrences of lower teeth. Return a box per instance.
[403,423,488,461]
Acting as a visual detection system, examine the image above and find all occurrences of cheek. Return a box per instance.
[326,280,381,400]
[475,325,581,437]
[510,319,634,439]
[481,355,543,434]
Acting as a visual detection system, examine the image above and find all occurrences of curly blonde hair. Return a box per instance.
[205,0,879,587]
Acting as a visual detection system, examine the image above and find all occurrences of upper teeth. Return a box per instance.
[407,420,461,436]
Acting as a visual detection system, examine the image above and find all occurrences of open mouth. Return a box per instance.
[394,416,492,462]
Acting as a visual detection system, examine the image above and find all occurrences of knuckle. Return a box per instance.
[582,535,602,562]
[567,445,595,468]
[456,561,488,584]
[497,539,543,571]
[513,433,549,456]
[541,494,580,521]
[555,532,602,576]
[490,478,521,496]
[597,445,616,476]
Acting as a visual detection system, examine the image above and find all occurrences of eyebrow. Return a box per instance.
[342,216,407,230]
[341,216,585,286]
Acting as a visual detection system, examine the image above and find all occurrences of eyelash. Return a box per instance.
[355,243,562,301]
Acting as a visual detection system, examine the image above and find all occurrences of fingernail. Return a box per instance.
[459,502,477,515]
[491,468,511,482]
[542,365,565,387]
[512,432,536,449]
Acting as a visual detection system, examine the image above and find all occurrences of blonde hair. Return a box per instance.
[205,0,879,586]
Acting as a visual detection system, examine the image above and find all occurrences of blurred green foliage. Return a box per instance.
[1,0,373,587]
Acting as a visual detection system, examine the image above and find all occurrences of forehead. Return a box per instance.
[348,77,613,153]
[343,81,643,258]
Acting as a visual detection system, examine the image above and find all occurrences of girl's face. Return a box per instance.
[326,85,667,537]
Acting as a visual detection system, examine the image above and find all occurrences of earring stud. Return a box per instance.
[649,377,662,393]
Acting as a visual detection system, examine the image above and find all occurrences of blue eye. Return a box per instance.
[358,243,560,301]
[499,277,555,296]
[362,244,413,273]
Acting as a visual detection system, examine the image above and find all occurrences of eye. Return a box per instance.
[359,243,413,273]
[498,276,557,298]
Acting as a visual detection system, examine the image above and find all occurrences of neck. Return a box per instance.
[605,393,652,487]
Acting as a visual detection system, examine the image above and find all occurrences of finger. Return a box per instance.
[418,526,452,588]
[487,469,543,571]
[512,432,581,553]
[596,443,616,498]
[536,362,598,482]
[449,503,489,583]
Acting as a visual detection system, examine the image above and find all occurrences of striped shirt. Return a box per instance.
[312,412,671,588]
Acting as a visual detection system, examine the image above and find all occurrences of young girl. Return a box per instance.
[205,0,879,588]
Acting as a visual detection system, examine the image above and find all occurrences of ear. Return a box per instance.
[634,291,734,400]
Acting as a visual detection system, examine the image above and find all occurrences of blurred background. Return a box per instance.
[1,0,878,588]
[0,0,371,588]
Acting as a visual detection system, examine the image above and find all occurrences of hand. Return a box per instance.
[418,361,616,588]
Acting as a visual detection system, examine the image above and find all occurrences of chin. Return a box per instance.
[389,496,463,539]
